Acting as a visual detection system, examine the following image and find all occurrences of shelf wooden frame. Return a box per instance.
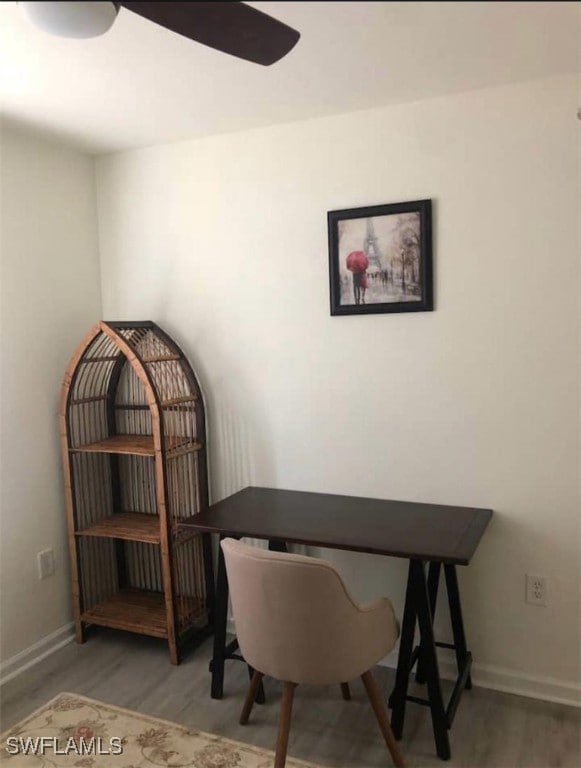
[71,434,201,456]
[60,321,214,665]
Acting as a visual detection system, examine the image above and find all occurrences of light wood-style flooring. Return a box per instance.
[1,630,579,767]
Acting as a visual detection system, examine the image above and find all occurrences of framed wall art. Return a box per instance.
[328,199,433,316]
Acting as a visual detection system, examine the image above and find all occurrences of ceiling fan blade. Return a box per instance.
[119,2,300,65]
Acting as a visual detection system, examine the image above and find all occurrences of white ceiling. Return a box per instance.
[1,2,579,155]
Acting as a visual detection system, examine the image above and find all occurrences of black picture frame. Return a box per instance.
[328,199,433,316]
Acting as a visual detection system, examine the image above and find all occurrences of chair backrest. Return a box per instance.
[221,538,397,685]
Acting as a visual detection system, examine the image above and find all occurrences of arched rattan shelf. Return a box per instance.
[60,321,213,664]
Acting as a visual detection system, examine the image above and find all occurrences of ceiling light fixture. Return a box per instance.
[19,1,119,39]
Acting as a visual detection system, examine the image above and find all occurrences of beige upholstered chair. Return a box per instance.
[221,538,404,768]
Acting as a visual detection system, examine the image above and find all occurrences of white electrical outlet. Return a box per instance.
[37,549,55,580]
[525,574,547,606]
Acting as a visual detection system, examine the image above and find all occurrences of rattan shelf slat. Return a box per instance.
[70,396,108,406]
[76,512,161,543]
[161,396,197,407]
[81,355,121,363]
[142,354,181,363]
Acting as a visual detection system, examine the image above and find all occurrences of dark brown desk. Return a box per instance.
[180,486,492,761]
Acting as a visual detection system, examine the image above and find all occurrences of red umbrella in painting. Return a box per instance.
[346,250,369,273]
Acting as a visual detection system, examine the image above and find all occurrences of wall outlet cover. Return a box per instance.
[37,549,55,580]
[525,574,547,606]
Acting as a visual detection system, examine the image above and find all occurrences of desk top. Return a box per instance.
[180,486,492,565]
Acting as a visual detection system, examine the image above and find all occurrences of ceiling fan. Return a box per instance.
[19,1,300,66]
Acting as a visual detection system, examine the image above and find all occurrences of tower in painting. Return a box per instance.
[364,218,383,270]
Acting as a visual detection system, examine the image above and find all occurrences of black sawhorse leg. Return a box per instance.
[389,559,420,739]
[210,534,230,699]
[390,559,450,760]
[390,560,474,760]
[444,564,472,691]
[415,563,472,692]
[415,562,441,684]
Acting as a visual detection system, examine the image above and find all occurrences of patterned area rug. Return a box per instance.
[1,692,319,767]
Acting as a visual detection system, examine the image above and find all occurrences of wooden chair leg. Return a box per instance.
[361,670,405,768]
[340,682,351,700]
[240,670,264,725]
[275,682,297,768]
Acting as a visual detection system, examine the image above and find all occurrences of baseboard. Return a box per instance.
[5,616,578,708]
[378,649,581,709]
[0,623,75,687]
[228,619,580,707]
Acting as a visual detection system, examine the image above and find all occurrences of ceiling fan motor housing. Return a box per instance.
[19,2,119,40]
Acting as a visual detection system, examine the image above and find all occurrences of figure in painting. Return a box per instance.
[346,250,369,305]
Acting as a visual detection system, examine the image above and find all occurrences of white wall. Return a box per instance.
[0,123,102,663]
[95,75,580,695]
